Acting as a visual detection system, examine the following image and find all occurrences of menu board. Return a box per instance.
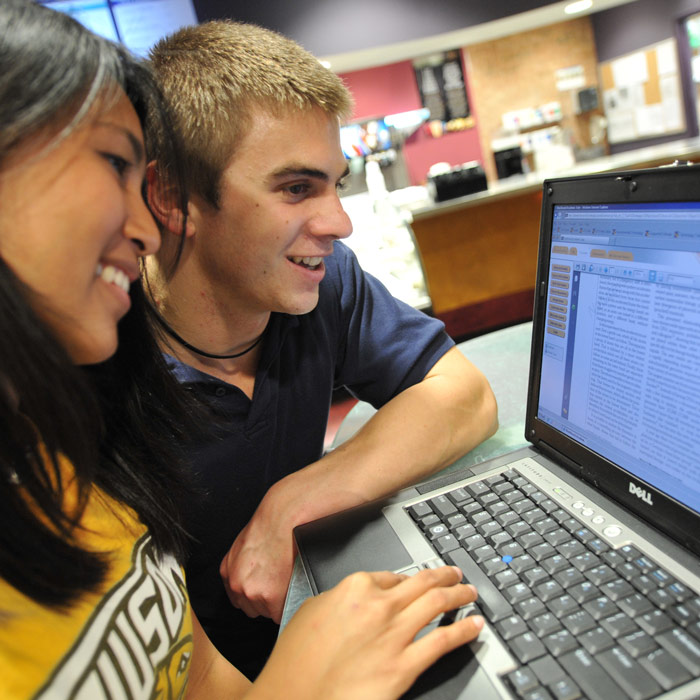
[413,50,472,124]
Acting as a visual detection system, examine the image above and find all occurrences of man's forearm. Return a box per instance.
[268,346,498,532]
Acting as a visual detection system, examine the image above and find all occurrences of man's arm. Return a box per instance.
[220,346,498,621]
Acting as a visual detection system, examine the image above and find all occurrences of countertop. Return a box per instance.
[399,136,700,219]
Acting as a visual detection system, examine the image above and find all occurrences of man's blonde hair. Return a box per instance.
[148,20,353,207]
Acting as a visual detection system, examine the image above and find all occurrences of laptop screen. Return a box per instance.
[536,200,700,515]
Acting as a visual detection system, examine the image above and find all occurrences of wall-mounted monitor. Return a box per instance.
[39,0,198,57]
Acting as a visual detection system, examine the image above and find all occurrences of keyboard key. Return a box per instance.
[523,508,547,525]
[657,627,700,675]
[531,543,556,562]
[446,487,472,505]
[510,631,547,663]
[559,648,628,700]
[548,675,582,700]
[543,629,579,656]
[445,513,467,529]
[584,565,617,586]
[570,551,599,572]
[568,580,599,604]
[530,612,562,638]
[494,568,519,590]
[561,609,596,635]
[637,609,674,635]
[489,530,513,548]
[580,626,615,654]
[642,647,693,691]
[600,578,636,602]
[617,592,653,616]
[516,596,548,620]
[542,555,568,576]
[512,499,536,515]
[482,556,508,577]
[619,630,656,658]
[523,566,550,587]
[667,580,693,603]
[574,527,595,544]
[497,541,524,559]
[426,523,449,540]
[511,554,537,574]
[429,494,457,518]
[463,534,486,551]
[519,531,545,549]
[533,518,558,536]
[539,499,559,514]
[619,544,642,560]
[496,510,520,527]
[472,544,496,563]
[547,594,578,617]
[586,538,609,555]
[444,547,513,622]
[507,666,539,695]
[530,654,566,685]
[544,529,571,548]
[583,596,618,620]
[668,603,697,628]
[557,540,586,559]
[554,567,585,589]
[408,502,432,520]
[632,555,655,575]
[534,580,564,602]
[467,481,489,497]
[600,612,638,639]
[477,521,502,539]
[495,613,528,640]
[631,574,656,596]
[434,534,461,555]
[453,523,477,541]
[596,646,661,699]
[505,582,532,604]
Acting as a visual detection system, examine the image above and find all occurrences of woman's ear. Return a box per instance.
[146,161,195,237]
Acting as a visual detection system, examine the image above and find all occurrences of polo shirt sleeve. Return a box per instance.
[327,242,454,408]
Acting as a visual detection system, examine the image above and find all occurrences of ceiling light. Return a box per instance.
[564,0,593,14]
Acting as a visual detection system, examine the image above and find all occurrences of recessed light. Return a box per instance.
[565,0,593,14]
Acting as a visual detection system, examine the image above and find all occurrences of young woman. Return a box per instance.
[0,2,483,698]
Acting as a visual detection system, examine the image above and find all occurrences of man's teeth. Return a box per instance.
[96,264,130,293]
[290,256,322,268]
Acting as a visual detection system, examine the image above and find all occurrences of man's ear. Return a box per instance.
[146,161,196,237]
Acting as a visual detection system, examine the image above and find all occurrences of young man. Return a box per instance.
[146,20,498,679]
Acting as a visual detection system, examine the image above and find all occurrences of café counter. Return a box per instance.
[399,136,700,338]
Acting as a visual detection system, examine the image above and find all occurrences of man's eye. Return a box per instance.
[337,179,350,193]
[286,183,310,197]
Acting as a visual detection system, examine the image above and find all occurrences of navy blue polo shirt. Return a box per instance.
[170,241,453,676]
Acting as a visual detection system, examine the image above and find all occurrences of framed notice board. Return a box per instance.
[599,38,685,144]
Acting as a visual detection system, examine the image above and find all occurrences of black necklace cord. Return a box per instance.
[151,309,264,360]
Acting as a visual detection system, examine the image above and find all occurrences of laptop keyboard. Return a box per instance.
[405,467,700,700]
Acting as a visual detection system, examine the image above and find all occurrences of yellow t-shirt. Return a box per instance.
[0,455,193,699]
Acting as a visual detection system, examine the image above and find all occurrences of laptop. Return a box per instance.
[294,164,700,700]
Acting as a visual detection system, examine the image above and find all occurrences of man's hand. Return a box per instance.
[219,495,295,623]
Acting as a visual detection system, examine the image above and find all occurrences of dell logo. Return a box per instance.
[629,482,653,505]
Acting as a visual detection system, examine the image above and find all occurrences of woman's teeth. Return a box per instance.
[290,256,322,269]
[96,263,130,293]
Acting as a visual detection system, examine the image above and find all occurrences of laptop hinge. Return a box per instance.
[534,440,586,481]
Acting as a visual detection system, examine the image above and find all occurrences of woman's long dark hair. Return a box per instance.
[0,0,198,608]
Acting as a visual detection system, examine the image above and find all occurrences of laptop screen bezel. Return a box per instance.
[525,164,700,558]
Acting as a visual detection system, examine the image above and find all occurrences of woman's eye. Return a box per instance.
[104,153,130,177]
